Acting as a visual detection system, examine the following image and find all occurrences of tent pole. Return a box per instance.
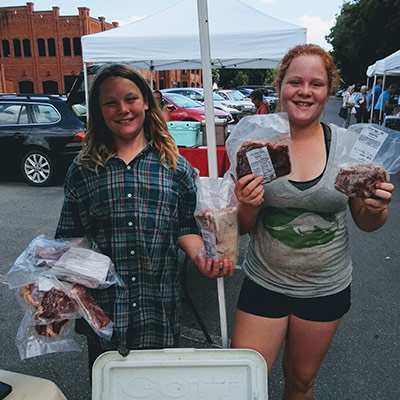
[197,0,229,349]
[150,62,154,90]
[370,75,377,121]
[84,62,89,124]
[379,74,386,123]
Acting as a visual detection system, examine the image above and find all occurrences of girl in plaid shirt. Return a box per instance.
[56,64,235,373]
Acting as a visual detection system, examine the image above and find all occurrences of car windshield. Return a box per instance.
[212,92,225,101]
[226,91,246,101]
[166,94,203,108]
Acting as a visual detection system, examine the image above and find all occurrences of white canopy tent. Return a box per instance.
[81,0,306,70]
[81,0,306,348]
[366,48,400,120]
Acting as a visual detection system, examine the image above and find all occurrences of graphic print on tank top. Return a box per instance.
[260,207,338,249]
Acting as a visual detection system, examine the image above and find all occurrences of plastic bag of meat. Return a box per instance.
[334,124,400,198]
[15,310,81,360]
[17,278,80,325]
[226,113,292,184]
[194,173,239,263]
[6,234,123,289]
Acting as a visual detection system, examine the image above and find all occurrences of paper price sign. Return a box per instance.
[350,126,388,163]
[246,147,276,184]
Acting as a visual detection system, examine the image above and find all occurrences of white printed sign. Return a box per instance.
[246,147,276,184]
[350,126,388,163]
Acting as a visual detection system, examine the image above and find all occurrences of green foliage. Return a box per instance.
[212,68,220,85]
[217,68,275,88]
[230,71,249,87]
[326,0,400,85]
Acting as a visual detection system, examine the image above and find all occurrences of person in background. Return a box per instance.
[153,90,171,122]
[374,83,398,124]
[55,63,234,376]
[250,89,271,114]
[372,78,383,110]
[231,44,394,399]
[342,84,355,128]
[355,85,369,123]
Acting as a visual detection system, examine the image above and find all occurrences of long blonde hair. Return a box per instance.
[78,63,178,171]
[274,44,340,112]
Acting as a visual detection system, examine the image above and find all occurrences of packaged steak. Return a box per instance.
[236,140,291,183]
[195,174,239,263]
[334,124,400,198]
[226,113,292,184]
[334,163,389,198]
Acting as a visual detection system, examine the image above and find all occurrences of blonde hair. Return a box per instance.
[78,64,178,171]
[274,44,340,111]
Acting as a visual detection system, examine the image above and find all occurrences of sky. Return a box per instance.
[4,0,346,50]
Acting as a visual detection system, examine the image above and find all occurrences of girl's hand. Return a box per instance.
[232,174,264,208]
[362,182,394,215]
[197,253,235,278]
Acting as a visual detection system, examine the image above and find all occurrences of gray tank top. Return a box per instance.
[242,123,352,297]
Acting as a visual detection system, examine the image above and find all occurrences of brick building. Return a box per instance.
[0,2,201,95]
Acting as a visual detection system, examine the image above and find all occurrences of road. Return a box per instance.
[0,97,399,399]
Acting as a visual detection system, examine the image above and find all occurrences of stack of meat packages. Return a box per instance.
[9,235,117,357]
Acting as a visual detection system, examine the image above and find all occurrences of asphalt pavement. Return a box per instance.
[0,97,399,399]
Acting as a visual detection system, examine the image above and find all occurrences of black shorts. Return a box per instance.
[237,277,351,322]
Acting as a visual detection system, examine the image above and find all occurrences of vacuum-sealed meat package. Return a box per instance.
[226,113,292,184]
[6,235,123,289]
[194,174,239,263]
[334,163,389,198]
[334,124,400,198]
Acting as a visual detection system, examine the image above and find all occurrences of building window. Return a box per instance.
[73,37,82,56]
[43,80,58,94]
[19,81,34,94]
[2,40,10,57]
[23,39,31,57]
[48,38,56,57]
[13,39,22,57]
[38,39,46,56]
[63,38,71,56]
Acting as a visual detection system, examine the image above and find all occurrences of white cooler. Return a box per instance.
[92,348,267,400]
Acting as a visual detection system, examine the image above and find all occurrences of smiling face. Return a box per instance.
[277,55,329,129]
[99,76,148,148]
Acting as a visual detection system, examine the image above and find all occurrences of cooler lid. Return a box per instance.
[92,348,267,400]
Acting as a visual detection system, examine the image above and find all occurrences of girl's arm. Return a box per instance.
[232,174,264,234]
[178,234,235,278]
[349,181,394,232]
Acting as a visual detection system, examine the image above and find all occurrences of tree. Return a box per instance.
[326,0,400,86]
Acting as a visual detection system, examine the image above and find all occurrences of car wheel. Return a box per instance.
[21,150,54,186]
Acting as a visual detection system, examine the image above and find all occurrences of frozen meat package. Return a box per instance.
[334,124,400,198]
[195,173,239,264]
[226,113,292,185]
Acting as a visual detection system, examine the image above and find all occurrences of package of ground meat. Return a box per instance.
[226,113,292,184]
[334,124,400,198]
[6,234,123,289]
[194,173,239,263]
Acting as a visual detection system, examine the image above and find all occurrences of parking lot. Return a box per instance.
[1,98,399,399]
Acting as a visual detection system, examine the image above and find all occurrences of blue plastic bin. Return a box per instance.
[167,121,201,147]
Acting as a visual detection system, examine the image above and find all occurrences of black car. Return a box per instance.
[0,94,86,186]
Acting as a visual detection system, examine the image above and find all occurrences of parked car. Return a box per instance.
[235,87,278,112]
[162,93,233,123]
[0,94,86,186]
[161,87,242,122]
[214,89,256,115]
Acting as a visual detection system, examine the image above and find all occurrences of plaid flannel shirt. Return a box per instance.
[55,143,199,353]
